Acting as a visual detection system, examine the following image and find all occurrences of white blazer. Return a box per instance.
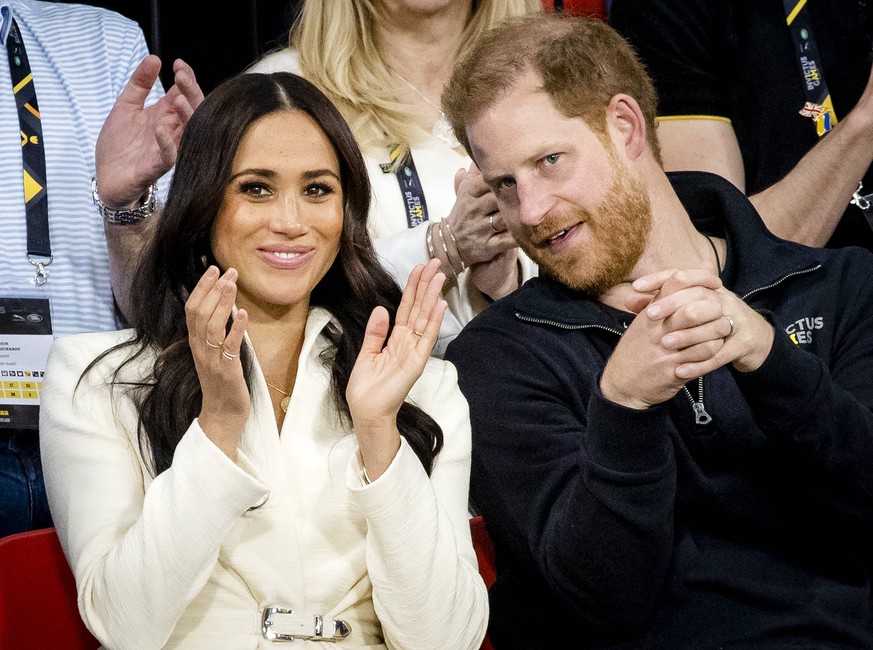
[39,308,487,649]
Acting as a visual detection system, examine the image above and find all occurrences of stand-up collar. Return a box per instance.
[512,171,824,327]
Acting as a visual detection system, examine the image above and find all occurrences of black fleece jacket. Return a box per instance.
[446,172,873,649]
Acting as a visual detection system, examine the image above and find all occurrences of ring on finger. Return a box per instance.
[489,214,500,233]
[412,329,424,339]
[205,338,224,349]
[723,314,735,337]
[221,349,240,361]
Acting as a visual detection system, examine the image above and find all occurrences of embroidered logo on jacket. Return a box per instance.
[785,316,823,345]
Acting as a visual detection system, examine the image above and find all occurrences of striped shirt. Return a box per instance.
[0,0,163,336]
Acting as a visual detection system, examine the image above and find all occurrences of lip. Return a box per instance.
[256,245,316,270]
[541,222,583,254]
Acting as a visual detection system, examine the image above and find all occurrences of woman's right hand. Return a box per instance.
[185,266,250,460]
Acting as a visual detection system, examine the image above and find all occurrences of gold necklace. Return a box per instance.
[265,381,291,413]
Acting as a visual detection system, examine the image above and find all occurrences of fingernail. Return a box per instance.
[647,304,661,318]
[662,334,677,348]
[676,365,691,378]
[206,266,218,277]
[633,278,649,290]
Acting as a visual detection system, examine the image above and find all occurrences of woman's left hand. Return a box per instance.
[346,258,447,479]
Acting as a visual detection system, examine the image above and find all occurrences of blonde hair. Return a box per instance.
[291,0,542,154]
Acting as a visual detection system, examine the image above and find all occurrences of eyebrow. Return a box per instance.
[228,168,341,182]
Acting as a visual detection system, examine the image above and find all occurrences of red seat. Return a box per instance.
[542,0,608,19]
[0,527,99,650]
[470,515,498,650]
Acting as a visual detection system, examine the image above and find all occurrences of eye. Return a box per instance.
[303,182,336,199]
[238,181,271,197]
[544,153,560,165]
[498,177,517,189]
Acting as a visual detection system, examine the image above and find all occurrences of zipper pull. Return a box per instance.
[692,402,713,425]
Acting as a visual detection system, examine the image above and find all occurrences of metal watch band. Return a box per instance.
[90,176,157,225]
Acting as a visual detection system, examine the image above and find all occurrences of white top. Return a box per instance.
[39,308,488,650]
[249,50,537,356]
[0,0,164,335]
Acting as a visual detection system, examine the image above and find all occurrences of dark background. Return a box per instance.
[67,0,302,95]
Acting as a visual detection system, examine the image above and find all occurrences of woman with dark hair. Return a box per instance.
[38,72,487,649]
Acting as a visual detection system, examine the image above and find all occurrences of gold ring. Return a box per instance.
[724,315,735,337]
[205,338,223,349]
[221,349,240,361]
[489,214,500,233]
[412,329,424,339]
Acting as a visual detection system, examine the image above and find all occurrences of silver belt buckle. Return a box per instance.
[262,607,351,642]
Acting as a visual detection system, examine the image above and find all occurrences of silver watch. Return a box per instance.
[91,176,157,225]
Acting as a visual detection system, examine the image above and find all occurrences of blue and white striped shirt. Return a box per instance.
[0,0,164,336]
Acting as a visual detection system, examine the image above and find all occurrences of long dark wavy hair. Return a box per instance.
[93,72,443,476]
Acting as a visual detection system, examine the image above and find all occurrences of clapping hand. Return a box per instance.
[185,266,249,460]
[346,259,447,480]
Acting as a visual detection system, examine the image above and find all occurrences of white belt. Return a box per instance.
[262,607,351,642]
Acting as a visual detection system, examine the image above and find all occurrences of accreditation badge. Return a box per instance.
[0,296,52,429]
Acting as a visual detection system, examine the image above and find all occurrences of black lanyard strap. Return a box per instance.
[7,18,51,285]
[381,145,429,229]
[783,1,873,229]
[783,0,837,137]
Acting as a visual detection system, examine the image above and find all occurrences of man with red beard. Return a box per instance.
[443,13,873,650]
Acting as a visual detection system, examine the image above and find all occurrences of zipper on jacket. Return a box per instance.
[741,264,821,300]
[516,262,820,427]
[514,312,625,337]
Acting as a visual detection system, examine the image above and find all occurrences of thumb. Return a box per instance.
[454,167,467,195]
[360,306,390,357]
[700,259,718,276]
[118,54,162,108]
[623,291,656,315]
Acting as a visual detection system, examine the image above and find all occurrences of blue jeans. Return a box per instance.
[0,429,53,538]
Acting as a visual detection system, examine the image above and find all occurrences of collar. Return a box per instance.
[512,171,824,327]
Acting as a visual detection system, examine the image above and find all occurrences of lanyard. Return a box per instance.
[6,18,51,285]
[784,1,873,227]
[381,145,429,229]
[783,0,837,136]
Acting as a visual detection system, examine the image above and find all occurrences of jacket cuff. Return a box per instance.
[732,321,825,432]
[584,376,673,473]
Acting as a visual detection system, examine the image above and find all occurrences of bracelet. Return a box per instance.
[91,176,157,225]
[438,221,466,277]
[430,222,457,280]
[441,219,467,271]
[426,222,436,260]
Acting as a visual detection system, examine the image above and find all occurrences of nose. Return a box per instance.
[516,178,556,227]
[270,195,305,235]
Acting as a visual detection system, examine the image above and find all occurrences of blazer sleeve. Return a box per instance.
[39,335,269,650]
[346,359,488,650]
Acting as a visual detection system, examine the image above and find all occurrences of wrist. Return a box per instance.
[428,222,459,280]
[92,176,157,225]
[599,372,651,410]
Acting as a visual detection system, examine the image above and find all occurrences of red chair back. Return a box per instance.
[0,527,99,650]
[470,515,498,650]
[542,0,607,19]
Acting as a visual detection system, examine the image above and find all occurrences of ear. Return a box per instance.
[606,94,647,161]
